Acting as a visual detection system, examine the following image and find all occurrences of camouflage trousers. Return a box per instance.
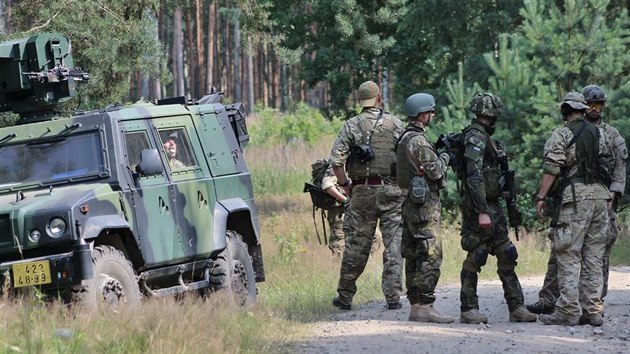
[401,198,443,305]
[327,205,382,259]
[459,201,525,312]
[327,205,345,258]
[537,212,618,306]
[553,199,608,318]
[336,184,404,304]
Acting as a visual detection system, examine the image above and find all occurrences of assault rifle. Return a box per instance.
[434,132,461,167]
[498,156,522,240]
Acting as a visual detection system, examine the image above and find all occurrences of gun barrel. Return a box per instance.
[0,33,88,120]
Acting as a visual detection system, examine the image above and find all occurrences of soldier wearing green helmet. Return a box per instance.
[395,92,453,323]
[457,92,536,324]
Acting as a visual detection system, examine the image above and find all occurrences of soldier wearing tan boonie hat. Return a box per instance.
[358,80,381,108]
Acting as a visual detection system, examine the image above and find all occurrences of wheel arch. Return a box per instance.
[82,215,145,271]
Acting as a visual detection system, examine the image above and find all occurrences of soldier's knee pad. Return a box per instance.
[502,243,518,263]
[473,248,489,267]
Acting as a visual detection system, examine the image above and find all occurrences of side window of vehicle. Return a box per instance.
[125,131,151,172]
[158,128,198,170]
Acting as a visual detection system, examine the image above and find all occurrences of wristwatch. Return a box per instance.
[535,195,546,202]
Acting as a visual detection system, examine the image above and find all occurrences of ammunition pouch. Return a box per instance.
[409,176,429,205]
[350,144,375,164]
[482,167,501,200]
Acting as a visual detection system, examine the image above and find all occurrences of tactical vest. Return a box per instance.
[347,112,398,178]
[462,123,505,200]
[565,119,610,186]
[395,127,423,188]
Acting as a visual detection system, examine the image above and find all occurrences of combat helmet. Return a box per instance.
[561,92,589,110]
[468,92,503,117]
[582,85,606,102]
[404,93,435,118]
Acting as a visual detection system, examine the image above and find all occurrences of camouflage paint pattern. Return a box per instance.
[0,95,264,292]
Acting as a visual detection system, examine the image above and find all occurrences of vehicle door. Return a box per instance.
[122,121,177,266]
[154,116,216,261]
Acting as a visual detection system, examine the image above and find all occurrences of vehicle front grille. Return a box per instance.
[0,214,12,245]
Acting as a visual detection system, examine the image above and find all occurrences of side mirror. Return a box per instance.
[137,149,163,176]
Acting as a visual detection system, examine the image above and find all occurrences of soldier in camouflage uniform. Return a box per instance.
[321,166,349,257]
[527,86,626,321]
[458,93,536,324]
[331,81,405,310]
[397,93,454,323]
[534,92,610,326]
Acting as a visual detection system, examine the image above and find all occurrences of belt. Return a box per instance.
[353,177,389,185]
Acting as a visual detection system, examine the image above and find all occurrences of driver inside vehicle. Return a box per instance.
[162,132,186,169]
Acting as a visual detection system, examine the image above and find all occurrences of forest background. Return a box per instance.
[0,1,629,353]
[2,0,630,225]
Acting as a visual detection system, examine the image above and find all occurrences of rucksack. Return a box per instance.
[303,159,339,245]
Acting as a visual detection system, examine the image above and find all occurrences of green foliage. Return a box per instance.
[248,103,342,146]
[389,0,523,104]
[6,0,170,109]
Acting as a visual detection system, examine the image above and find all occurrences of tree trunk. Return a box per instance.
[206,1,216,93]
[173,8,185,97]
[232,7,241,102]
[246,42,254,113]
[185,9,196,99]
[195,0,204,95]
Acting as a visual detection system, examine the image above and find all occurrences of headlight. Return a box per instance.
[28,229,41,242]
[47,217,67,238]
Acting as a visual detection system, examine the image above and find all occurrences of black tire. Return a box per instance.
[73,245,141,311]
[209,231,257,307]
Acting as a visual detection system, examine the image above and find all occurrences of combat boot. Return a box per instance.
[332,295,351,310]
[409,304,455,323]
[526,300,555,314]
[509,306,537,322]
[538,311,579,326]
[579,313,603,327]
[460,309,488,324]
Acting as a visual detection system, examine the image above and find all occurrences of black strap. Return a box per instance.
[395,126,423,152]
[311,205,329,245]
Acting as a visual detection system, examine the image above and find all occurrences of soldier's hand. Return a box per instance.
[478,213,491,229]
[536,199,546,220]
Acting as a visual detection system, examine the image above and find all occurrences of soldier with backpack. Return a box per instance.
[533,92,612,326]
[457,93,536,324]
[396,92,454,323]
[527,85,626,321]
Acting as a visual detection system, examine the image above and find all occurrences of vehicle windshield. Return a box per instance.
[0,132,105,189]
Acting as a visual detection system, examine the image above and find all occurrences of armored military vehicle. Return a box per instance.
[0,33,264,310]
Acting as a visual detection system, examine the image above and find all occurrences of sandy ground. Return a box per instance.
[293,267,630,354]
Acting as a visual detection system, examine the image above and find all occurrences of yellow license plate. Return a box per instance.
[12,260,52,288]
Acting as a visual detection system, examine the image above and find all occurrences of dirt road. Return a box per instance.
[294,267,630,354]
